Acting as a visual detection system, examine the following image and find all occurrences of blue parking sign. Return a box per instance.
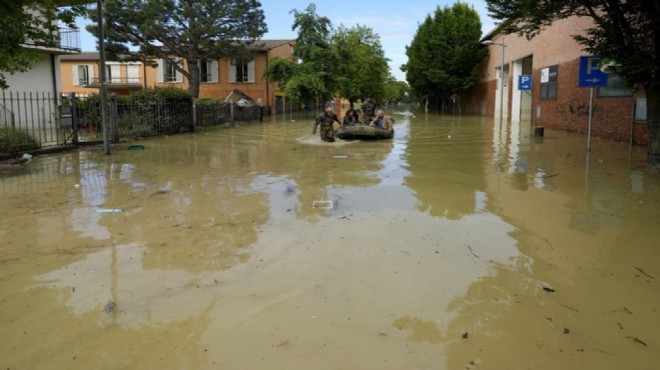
[519,75,532,90]
[578,56,608,87]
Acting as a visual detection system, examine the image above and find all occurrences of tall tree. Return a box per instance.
[331,25,390,107]
[486,0,660,169]
[0,1,84,89]
[265,4,337,103]
[403,2,486,109]
[88,0,267,98]
[265,4,393,106]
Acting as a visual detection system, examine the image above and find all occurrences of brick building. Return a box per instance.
[463,16,647,145]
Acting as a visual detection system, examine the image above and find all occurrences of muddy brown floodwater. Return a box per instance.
[1,109,659,369]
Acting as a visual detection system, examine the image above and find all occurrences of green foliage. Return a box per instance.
[265,3,392,104]
[77,88,193,136]
[0,126,40,153]
[263,57,297,86]
[87,0,267,98]
[195,97,225,106]
[485,0,660,167]
[403,2,486,104]
[0,1,85,89]
[383,78,412,103]
[331,25,390,104]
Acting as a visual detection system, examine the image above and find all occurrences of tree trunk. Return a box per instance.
[187,60,200,99]
[646,86,660,171]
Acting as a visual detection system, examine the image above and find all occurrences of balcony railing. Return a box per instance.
[22,28,80,52]
[87,77,143,88]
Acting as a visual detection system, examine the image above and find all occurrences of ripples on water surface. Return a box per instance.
[1,108,659,369]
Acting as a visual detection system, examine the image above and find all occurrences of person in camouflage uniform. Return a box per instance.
[361,97,376,122]
[313,106,341,142]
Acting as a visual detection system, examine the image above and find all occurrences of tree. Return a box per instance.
[485,0,660,169]
[265,4,337,103]
[87,0,267,98]
[403,2,486,109]
[331,25,390,107]
[383,77,412,103]
[265,4,393,107]
[0,1,84,89]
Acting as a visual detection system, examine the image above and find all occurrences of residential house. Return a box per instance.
[61,39,295,110]
[1,2,83,148]
[60,52,145,96]
[464,16,647,145]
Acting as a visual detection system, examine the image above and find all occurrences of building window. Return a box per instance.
[229,59,254,83]
[234,60,249,82]
[634,96,647,122]
[77,65,89,85]
[200,59,217,83]
[165,61,178,82]
[157,58,182,83]
[597,73,632,97]
[540,65,558,100]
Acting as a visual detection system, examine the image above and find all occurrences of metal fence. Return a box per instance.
[195,103,261,127]
[1,91,63,154]
[1,91,265,155]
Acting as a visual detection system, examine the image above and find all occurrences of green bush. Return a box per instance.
[0,126,40,153]
[195,97,224,106]
[76,88,193,137]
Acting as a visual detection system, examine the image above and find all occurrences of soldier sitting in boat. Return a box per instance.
[343,109,360,126]
[313,106,341,142]
[369,109,393,132]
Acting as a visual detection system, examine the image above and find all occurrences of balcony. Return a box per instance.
[86,77,144,90]
[22,28,81,54]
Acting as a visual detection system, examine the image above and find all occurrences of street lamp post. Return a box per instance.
[482,39,507,127]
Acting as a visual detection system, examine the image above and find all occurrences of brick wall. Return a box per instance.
[534,58,647,144]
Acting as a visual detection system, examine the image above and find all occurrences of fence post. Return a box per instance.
[227,99,234,128]
[191,101,197,132]
[110,93,120,143]
[69,92,79,145]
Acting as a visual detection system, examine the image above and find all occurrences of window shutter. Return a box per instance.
[175,58,183,83]
[127,65,139,83]
[110,65,120,83]
[72,65,79,85]
[228,59,236,83]
[157,59,164,82]
[209,60,218,82]
[247,59,255,83]
[88,64,95,83]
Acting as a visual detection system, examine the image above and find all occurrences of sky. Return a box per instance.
[77,0,497,81]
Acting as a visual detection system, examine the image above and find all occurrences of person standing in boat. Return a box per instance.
[362,97,376,122]
[313,106,341,142]
[369,109,393,132]
[343,109,360,126]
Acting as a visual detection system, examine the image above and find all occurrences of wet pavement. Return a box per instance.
[1,109,659,369]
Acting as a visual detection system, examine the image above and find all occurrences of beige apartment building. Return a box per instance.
[60,39,295,109]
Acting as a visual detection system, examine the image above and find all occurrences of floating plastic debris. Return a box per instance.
[95,208,124,213]
[312,200,336,209]
[333,154,349,159]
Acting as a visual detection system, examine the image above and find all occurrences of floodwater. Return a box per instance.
[1,109,659,370]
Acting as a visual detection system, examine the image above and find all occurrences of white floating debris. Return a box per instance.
[312,200,336,209]
[333,154,349,159]
[95,208,124,213]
